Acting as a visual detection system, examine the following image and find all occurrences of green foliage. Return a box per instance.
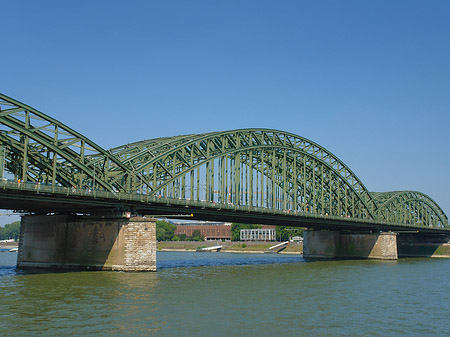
[156,222,206,242]
[231,223,261,241]
[276,226,304,241]
[0,221,20,241]
[242,243,246,248]
[156,220,176,241]
[191,229,204,241]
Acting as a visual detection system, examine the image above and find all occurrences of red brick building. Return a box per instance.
[174,221,231,240]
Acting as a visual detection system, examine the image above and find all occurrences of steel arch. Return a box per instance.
[0,93,133,192]
[106,129,379,220]
[371,191,448,227]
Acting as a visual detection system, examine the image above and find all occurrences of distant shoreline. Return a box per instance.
[158,248,301,255]
[0,242,18,249]
[0,241,303,254]
[157,241,303,254]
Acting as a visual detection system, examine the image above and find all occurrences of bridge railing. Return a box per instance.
[0,179,446,231]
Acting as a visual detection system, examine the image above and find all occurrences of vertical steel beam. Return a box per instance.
[249,151,253,207]
[312,159,316,214]
[282,149,287,210]
[329,170,333,216]
[52,126,58,190]
[0,146,5,180]
[344,184,348,217]
[153,163,157,196]
[321,165,324,215]
[260,149,264,207]
[303,156,306,212]
[235,152,240,206]
[337,179,341,216]
[293,154,297,211]
[352,176,355,218]
[211,155,215,202]
[206,141,210,201]
[190,146,194,201]
[21,110,30,182]
[196,166,200,201]
[225,154,229,203]
[272,149,276,209]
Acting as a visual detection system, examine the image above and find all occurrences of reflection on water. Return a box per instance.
[1,251,450,336]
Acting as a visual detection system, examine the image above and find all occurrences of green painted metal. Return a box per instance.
[105,130,379,221]
[0,93,448,230]
[371,191,448,228]
[0,93,133,192]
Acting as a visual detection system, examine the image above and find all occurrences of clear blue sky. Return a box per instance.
[1,0,449,224]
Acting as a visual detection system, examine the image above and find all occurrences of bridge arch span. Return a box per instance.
[108,129,379,220]
[0,93,134,192]
[371,191,448,227]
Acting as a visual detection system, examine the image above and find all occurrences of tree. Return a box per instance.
[231,223,261,241]
[190,229,203,241]
[276,226,304,241]
[156,220,176,241]
[0,221,20,241]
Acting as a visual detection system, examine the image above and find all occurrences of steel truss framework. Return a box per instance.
[0,93,447,229]
[371,191,447,228]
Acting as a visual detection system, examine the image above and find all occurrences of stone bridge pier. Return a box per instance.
[17,214,156,271]
[303,229,450,260]
[303,230,398,260]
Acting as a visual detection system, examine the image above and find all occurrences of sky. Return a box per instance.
[1,0,449,225]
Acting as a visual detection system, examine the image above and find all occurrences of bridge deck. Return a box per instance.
[2,180,448,235]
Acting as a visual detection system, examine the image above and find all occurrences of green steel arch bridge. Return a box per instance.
[0,93,448,234]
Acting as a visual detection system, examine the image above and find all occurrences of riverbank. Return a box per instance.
[0,241,303,254]
[157,241,303,254]
[0,242,18,249]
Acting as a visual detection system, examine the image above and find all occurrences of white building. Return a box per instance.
[240,228,276,241]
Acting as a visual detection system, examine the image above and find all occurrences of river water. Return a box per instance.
[1,250,449,336]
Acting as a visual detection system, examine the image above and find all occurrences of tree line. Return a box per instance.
[0,221,20,241]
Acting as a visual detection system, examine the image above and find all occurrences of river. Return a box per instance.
[1,250,449,336]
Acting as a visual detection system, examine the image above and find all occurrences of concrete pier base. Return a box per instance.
[17,214,156,271]
[303,230,398,260]
[397,234,450,258]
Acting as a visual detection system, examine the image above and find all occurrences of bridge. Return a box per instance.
[0,93,448,270]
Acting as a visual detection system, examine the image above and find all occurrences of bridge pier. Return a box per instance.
[303,229,398,260]
[397,233,450,258]
[17,214,156,271]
